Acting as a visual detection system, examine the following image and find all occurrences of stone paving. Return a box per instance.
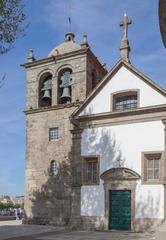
[0,220,156,240]
[0,221,64,240]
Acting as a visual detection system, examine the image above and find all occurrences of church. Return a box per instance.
[22,14,166,232]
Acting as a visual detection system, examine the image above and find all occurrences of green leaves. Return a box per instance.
[0,0,26,54]
[0,201,23,210]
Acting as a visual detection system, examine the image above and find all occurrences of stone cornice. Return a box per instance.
[24,101,83,115]
[21,49,88,69]
[75,104,166,121]
[21,56,55,68]
[72,104,166,128]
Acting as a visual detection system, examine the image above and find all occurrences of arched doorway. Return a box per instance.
[100,167,140,231]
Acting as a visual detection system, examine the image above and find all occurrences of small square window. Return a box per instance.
[142,152,163,184]
[83,157,99,185]
[49,128,59,140]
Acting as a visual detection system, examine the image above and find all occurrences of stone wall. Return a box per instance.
[86,50,107,95]
[24,105,78,224]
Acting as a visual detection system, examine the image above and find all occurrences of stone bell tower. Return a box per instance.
[22,32,107,225]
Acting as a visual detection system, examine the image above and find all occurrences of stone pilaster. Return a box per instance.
[69,128,83,229]
[70,129,83,187]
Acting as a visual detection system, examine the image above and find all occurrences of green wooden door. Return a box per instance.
[109,190,131,230]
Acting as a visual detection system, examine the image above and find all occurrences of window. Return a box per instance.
[113,91,138,111]
[83,157,99,185]
[142,152,163,184]
[147,158,160,180]
[49,128,59,140]
[50,160,59,176]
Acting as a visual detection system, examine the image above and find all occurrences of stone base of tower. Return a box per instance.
[23,216,70,226]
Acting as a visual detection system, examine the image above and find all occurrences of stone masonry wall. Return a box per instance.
[86,51,107,95]
[25,106,78,225]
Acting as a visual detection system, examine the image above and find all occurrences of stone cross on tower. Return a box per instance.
[119,14,132,62]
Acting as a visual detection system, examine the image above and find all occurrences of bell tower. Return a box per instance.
[22,33,107,225]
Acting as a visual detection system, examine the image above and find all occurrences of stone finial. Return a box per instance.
[27,49,36,62]
[102,63,107,70]
[81,34,89,49]
[119,14,132,62]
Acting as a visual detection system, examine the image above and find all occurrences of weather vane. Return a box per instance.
[68,0,72,32]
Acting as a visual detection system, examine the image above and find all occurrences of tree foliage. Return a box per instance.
[0,201,23,210]
[0,0,26,54]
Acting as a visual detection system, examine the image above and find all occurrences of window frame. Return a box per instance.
[142,151,163,185]
[82,156,100,185]
[111,89,140,112]
[49,127,59,141]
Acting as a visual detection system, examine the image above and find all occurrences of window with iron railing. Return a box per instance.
[113,91,138,111]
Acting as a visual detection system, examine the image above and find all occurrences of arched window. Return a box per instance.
[58,68,72,104]
[39,73,52,107]
[50,160,59,176]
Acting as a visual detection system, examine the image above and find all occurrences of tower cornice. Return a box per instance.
[21,48,88,69]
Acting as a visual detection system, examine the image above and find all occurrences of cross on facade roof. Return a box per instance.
[119,14,132,63]
[120,13,132,40]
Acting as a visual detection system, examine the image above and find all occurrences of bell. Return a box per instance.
[42,90,51,100]
[61,87,71,99]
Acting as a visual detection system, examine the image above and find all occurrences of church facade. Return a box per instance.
[22,15,166,232]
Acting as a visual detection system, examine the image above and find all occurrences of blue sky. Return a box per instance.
[0,0,165,197]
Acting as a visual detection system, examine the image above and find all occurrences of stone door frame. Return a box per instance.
[100,167,140,231]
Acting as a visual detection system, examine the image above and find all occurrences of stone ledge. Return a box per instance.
[25,102,83,115]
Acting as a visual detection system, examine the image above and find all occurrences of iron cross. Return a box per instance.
[120,13,132,39]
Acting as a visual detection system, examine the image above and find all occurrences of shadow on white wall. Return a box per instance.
[81,127,126,216]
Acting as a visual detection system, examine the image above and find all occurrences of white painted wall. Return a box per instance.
[79,66,166,116]
[135,181,164,219]
[81,121,164,219]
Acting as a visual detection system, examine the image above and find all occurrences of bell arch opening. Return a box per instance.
[58,68,72,104]
[39,72,52,107]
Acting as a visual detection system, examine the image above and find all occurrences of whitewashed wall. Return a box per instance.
[80,66,166,116]
[81,121,164,219]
